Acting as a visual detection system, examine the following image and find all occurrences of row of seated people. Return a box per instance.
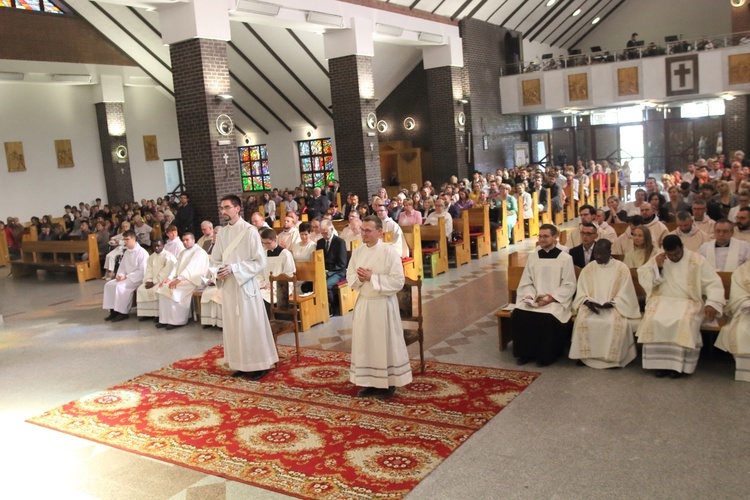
[511,225,750,383]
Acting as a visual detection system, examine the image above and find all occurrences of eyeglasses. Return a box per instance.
[580,231,597,236]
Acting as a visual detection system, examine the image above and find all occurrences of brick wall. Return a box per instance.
[170,38,240,227]
[95,103,135,207]
[459,18,526,174]
[376,62,431,150]
[426,65,468,183]
[329,55,382,202]
[0,9,135,66]
[723,94,748,156]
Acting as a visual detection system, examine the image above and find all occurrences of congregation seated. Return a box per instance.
[397,199,422,226]
[316,219,348,316]
[423,200,453,243]
[569,222,598,269]
[339,213,363,251]
[289,222,317,262]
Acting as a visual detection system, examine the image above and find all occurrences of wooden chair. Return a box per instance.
[494,200,509,251]
[400,276,425,373]
[293,249,329,331]
[529,191,540,237]
[563,183,575,222]
[449,211,471,268]
[420,217,448,277]
[268,272,300,363]
[400,223,423,280]
[512,195,524,244]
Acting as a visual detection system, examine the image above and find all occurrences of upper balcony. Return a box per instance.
[500,31,750,115]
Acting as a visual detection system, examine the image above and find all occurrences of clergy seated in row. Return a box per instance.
[103,230,149,322]
[196,220,216,254]
[612,215,644,256]
[163,224,186,260]
[734,207,750,243]
[277,214,300,250]
[716,260,750,382]
[637,202,668,248]
[339,212,363,251]
[569,222,598,269]
[569,240,641,369]
[566,205,602,249]
[727,189,750,222]
[102,221,132,280]
[250,212,271,232]
[670,211,711,251]
[595,209,617,243]
[512,224,577,367]
[636,235,726,378]
[623,227,659,268]
[697,219,750,272]
[347,216,412,400]
[156,232,210,330]
[197,224,223,329]
[691,199,716,236]
[259,228,296,316]
[317,219,348,316]
[136,239,177,321]
[376,204,410,257]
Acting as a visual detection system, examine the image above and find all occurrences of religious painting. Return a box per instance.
[143,135,159,161]
[617,67,639,96]
[567,73,588,102]
[728,53,750,86]
[54,139,74,168]
[666,54,699,97]
[521,79,542,107]
[4,141,26,172]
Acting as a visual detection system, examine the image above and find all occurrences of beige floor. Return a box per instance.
[1,240,749,499]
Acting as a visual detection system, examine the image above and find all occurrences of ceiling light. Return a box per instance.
[306,11,344,28]
[591,17,600,24]
[234,0,280,16]
[375,23,403,37]
[215,93,234,101]
[722,93,736,101]
[546,0,556,6]
[53,74,92,83]
[0,72,24,81]
[418,32,444,44]
[572,8,581,16]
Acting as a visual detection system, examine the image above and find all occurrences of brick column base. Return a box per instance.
[426,66,468,183]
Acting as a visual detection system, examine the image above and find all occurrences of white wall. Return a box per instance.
[575,0,732,54]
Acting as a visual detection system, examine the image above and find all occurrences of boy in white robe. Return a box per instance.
[715,261,750,381]
[636,235,725,378]
[156,232,209,330]
[258,228,296,313]
[212,195,278,381]
[348,216,412,399]
[570,240,641,369]
[103,231,148,322]
[163,225,185,258]
[136,239,176,320]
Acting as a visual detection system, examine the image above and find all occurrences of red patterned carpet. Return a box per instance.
[28,346,538,499]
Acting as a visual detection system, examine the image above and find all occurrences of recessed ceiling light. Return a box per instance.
[591,17,600,24]
[572,9,581,16]
[546,0,556,6]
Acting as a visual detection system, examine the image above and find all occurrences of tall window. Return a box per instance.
[298,138,334,189]
[1,0,63,13]
[239,145,270,192]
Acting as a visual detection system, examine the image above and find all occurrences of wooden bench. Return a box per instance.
[420,217,447,278]
[332,220,348,233]
[512,194,524,244]
[449,211,471,268]
[23,225,38,242]
[0,230,10,267]
[11,234,102,283]
[400,224,423,281]
[467,205,491,258]
[538,188,552,226]
[528,191,540,237]
[293,249,329,331]
[563,183,576,222]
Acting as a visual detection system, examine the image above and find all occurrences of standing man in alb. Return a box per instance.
[212,195,278,381]
[347,216,412,399]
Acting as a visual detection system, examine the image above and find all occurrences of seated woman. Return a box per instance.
[648,192,673,223]
[665,186,690,221]
[623,226,658,268]
[455,189,474,211]
[421,197,435,218]
[398,199,423,226]
[423,199,453,242]
[604,195,629,224]
[714,180,739,219]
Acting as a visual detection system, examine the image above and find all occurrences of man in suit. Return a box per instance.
[309,187,331,220]
[569,221,599,269]
[317,218,348,316]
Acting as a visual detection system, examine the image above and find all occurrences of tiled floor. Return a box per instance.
[2,240,749,499]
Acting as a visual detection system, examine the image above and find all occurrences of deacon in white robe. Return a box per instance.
[697,220,750,272]
[157,233,209,329]
[103,231,148,321]
[348,217,412,399]
[163,226,186,258]
[636,235,725,377]
[213,195,278,380]
[136,239,176,319]
[670,213,711,252]
[512,225,577,367]
[570,240,641,368]
[715,261,750,382]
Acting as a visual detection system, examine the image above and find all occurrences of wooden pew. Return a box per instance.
[563,183,575,222]
[539,188,552,226]
[492,200,510,251]
[400,224,423,281]
[551,187,564,226]
[293,249,329,331]
[467,205,491,258]
[332,220,348,233]
[420,217,448,278]
[449,211,471,268]
[11,234,102,283]
[512,195,524,244]
[529,192,540,237]
[22,225,38,242]
[0,230,10,267]
[150,224,162,245]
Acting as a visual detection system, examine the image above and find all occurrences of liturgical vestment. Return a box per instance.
[136,250,176,318]
[715,261,750,382]
[157,245,209,326]
[102,243,149,315]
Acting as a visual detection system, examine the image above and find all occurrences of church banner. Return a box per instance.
[666,54,699,97]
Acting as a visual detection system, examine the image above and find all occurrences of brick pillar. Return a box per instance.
[170,38,239,226]
[723,95,748,156]
[329,55,381,202]
[426,66,468,183]
[95,102,134,206]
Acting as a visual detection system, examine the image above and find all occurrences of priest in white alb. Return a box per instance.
[636,235,726,378]
[156,232,209,330]
[715,261,750,382]
[212,195,278,381]
[669,211,711,252]
[570,240,641,369]
[103,230,149,322]
[697,220,750,272]
[347,215,412,400]
[136,238,176,320]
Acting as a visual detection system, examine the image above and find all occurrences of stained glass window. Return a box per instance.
[2,0,63,13]
[298,138,335,189]
[238,144,270,192]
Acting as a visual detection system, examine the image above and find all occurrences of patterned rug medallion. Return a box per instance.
[28,346,538,499]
